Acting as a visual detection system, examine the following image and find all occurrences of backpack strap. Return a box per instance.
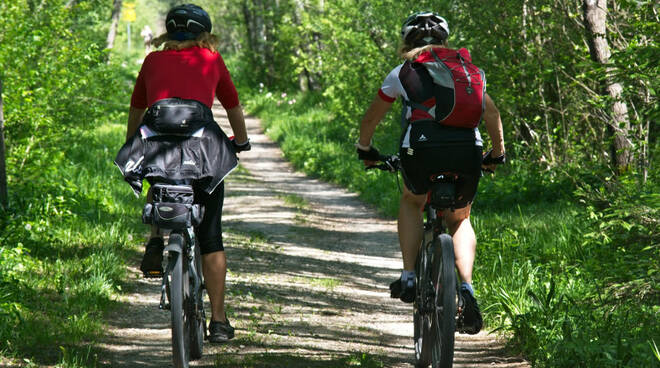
[401,99,409,130]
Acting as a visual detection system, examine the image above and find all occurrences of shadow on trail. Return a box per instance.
[225,219,400,260]
[226,244,399,295]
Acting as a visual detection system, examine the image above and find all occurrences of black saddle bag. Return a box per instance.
[143,98,214,134]
[429,175,458,209]
[142,184,205,230]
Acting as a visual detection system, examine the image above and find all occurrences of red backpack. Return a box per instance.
[400,47,486,129]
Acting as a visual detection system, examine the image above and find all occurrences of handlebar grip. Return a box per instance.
[364,154,400,172]
[482,149,506,165]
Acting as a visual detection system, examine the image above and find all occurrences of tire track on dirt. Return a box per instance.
[97,106,529,367]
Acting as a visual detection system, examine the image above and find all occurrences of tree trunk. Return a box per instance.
[583,0,632,172]
[242,0,271,82]
[0,79,8,208]
[293,0,311,91]
[241,1,265,60]
[106,0,123,50]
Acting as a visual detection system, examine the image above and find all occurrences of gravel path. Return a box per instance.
[97,107,530,368]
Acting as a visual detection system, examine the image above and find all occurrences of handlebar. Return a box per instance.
[366,152,503,175]
[365,155,400,172]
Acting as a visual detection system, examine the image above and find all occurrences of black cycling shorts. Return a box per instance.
[399,122,483,208]
[193,181,225,254]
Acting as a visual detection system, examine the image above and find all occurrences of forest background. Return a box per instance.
[0,0,657,367]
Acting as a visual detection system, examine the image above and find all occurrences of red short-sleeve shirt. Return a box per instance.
[130,46,239,110]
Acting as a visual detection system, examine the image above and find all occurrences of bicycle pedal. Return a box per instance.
[142,270,163,278]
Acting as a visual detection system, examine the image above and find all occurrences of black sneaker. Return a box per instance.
[389,277,415,303]
[457,288,483,334]
[139,237,164,278]
[208,318,235,343]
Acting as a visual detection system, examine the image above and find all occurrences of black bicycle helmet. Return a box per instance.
[166,4,212,40]
[401,12,449,47]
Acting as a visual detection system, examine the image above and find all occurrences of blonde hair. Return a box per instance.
[151,32,219,53]
[399,40,449,60]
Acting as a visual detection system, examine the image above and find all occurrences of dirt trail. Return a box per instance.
[98,107,530,367]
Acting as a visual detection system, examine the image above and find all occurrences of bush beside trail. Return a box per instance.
[0,1,145,365]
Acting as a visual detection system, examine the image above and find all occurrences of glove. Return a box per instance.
[232,138,251,153]
[482,149,506,165]
[356,145,381,162]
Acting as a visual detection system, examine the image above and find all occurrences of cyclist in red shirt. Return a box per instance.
[125,4,249,343]
[356,12,506,334]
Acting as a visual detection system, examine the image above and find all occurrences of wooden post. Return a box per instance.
[0,78,8,208]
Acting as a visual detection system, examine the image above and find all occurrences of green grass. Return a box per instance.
[0,119,145,366]
[293,276,342,291]
[278,193,310,210]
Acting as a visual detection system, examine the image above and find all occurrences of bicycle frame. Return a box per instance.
[142,182,206,368]
[415,195,459,356]
[416,206,443,313]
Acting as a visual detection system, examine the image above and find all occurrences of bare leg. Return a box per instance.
[202,251,227,323]
[398,186,427,271]
[444,205,476,284]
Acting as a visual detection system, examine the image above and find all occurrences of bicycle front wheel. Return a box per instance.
[430,233,456,368]
[168,233,190,368]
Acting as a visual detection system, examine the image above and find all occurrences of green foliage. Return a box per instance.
[225,0,657,176]
[0,0,144,365]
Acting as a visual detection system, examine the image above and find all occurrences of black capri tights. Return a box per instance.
[193,181,225,254]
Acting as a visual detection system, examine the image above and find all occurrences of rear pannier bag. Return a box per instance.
[142,184,204,229]
[143,98,214,134]
[401,47,486,129]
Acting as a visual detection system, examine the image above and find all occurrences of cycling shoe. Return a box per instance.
[389,276,415,303]
[457,288,483,334]
[208,317,235,343]
[140,237,164,278]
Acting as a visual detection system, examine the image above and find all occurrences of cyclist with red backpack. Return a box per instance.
[356,12,505,334]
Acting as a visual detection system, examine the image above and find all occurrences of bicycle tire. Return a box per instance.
[430,233,456,368]
[169,233,189,368]
[188,242,204,360]
[414,308,433,367]
[414,236,433,367]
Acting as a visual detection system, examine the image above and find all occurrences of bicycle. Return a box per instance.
[142,183,206,368]
[369,155,459,368]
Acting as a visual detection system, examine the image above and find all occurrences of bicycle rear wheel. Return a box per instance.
[414,238,433,367]
[168,233,189,368]
[188,242,205,360]
[430,233,456,368]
